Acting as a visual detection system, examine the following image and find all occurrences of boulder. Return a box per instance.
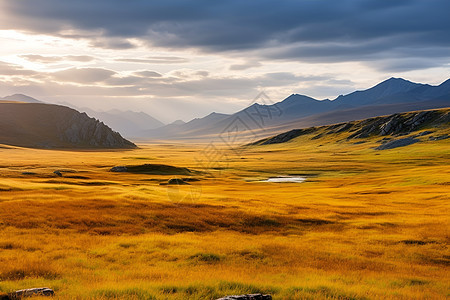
[110,166,128,172]
[2,287,54,299]
[216,294,272,300]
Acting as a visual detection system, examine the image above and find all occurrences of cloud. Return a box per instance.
[0,61,38,76]
[367,58,444,72]
[115,56,189,64]
[90,38,137,49]
[0,0,448,66]
[20,54,95,63]
[229,61,262,70]
[52,67,116,84]
[133,71,162,78]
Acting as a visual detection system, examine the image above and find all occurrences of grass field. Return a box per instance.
[0,127,449,299]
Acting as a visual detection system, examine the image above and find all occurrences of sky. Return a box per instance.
[0,0,449,123]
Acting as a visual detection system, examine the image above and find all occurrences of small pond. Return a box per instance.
[262,176,306,183]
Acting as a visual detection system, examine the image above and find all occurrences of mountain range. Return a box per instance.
[2,77,449,144]
[142,77,450,140]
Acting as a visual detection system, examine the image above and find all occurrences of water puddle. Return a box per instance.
[262,176,306,183]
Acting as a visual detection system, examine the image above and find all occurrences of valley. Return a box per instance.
[0,109,448,299]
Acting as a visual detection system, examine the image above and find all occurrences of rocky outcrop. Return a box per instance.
[0,103,136,149]
[55,108,136,148]
[252,108,450,145]
[375,137,420,150]
[110,166,128,172]
[429,134,449,141]
[347,109,450,139]
[216,294,272,300]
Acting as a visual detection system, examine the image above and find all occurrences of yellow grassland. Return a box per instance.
[0,127,449,299]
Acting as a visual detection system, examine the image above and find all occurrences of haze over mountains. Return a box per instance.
[71,107,164,138]
[0,95,165,139]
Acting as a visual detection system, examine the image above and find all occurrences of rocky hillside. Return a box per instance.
[0,103,136,149]
[252,108,450,146]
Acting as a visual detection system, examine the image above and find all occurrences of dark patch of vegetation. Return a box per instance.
[21,172,37,175]
[190,253,223,263]
[296,218,335,225]
[0,242,15,250]
[64,175,90,179]
[243,217,281,227]
[401,239,429,245]
[111,164,193,175]
[233,250,266,260]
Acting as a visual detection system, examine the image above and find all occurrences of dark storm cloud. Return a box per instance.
[367,58,444,72]
[1,0,449,66]
[90,39,137,50]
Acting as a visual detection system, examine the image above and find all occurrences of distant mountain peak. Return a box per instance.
[333,77,424,107]
[170,119,186,125]
[375,77,418,88]
[281,94,319,105]
[386,77,407,81]
[2,94,42,103]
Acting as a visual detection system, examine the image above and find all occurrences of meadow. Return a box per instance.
[0,128,449,299]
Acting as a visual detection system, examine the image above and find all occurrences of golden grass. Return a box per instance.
[0,128,449,299]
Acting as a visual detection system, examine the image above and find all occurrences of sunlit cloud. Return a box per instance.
[20,54,95,63]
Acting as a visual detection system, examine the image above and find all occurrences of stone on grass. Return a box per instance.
[110,166,128,172]
[216,294,272,300]
[2,287,54,299]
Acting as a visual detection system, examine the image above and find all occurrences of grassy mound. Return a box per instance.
[112,164,192,175]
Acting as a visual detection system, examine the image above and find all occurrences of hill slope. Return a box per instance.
[0,103,136,149]
[251,108,450,148]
